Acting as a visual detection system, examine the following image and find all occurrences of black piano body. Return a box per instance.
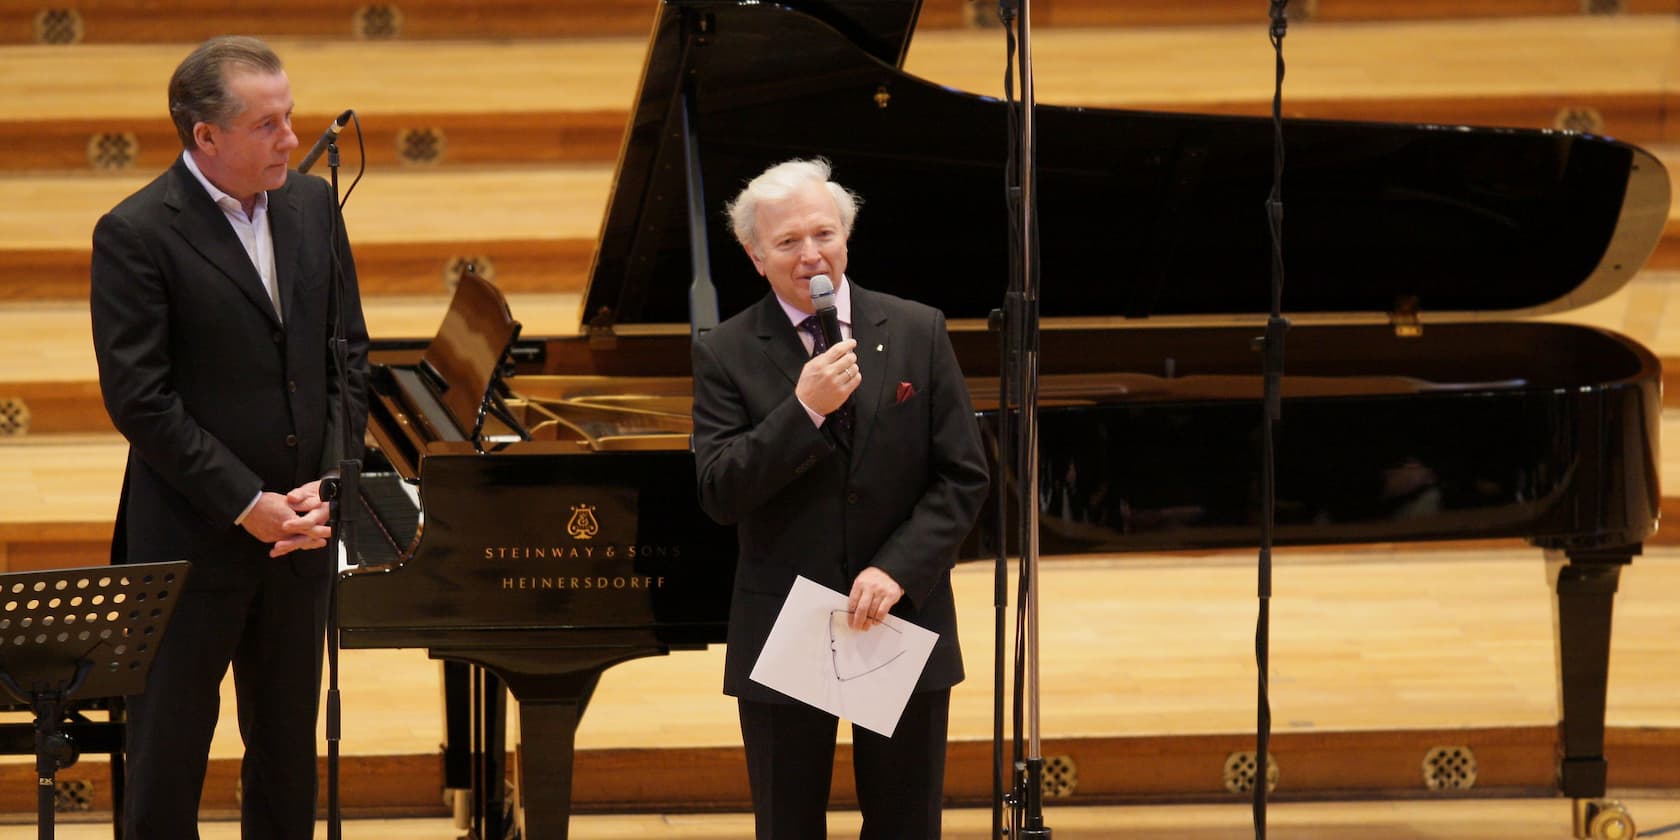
[339,0,1669,837]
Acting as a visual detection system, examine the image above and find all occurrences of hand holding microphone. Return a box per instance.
[795,274,858,416]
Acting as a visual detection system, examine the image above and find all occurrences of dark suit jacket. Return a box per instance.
[91,156,369,589]
[692,282,989,703]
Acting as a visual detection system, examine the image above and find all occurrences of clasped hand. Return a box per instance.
[795,337,860,417]
[240,479,333,557]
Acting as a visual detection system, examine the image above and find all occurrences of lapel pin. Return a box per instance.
[876,344,884,352]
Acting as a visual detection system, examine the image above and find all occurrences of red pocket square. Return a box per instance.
[896,381,916,404]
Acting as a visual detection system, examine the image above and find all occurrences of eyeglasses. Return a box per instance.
[828,609,906,682]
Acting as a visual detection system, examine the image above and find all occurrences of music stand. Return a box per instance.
[0,561,189,840]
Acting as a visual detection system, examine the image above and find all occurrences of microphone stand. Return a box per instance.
[995,0,1050,836]
[317,130,362,840]
[1253,4,1292,838]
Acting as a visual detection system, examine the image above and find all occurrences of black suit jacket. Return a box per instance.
[692,283,989,703]
[91,157,369,588]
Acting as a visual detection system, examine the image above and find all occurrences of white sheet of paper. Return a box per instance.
[749,575,938,737]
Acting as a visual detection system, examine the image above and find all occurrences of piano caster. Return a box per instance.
[1574,798,1637,840]
[446,787,470,831]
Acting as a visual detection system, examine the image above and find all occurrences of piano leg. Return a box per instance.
[440,660,473,829]
[470,665,510,840]
[511,674,601,840]
[1547,546,1638,840]
[436,649,659,840]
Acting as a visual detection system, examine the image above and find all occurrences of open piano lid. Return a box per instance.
[586,0,1670,329]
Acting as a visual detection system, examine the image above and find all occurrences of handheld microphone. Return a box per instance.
[809,274,844,350]
[297,109,354,175]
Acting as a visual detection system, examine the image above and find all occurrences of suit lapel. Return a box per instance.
[268,179,303,326]
[847,283,889,461]
[165,159,282,328]
[752,293,809,387]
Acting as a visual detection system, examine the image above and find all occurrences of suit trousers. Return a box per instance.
[121,553,331,840]
[738,688,951,840]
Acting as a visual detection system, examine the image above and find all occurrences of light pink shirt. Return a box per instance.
[775,276,853,428]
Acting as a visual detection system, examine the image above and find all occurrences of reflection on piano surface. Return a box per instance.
[339,0,1668,837]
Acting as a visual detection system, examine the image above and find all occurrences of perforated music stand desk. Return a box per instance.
[0,562,189,840]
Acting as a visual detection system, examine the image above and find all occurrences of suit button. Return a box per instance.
[288,380,297,393]
[847,492,859,504]
[272,331,283,344]
[285,434,298,447]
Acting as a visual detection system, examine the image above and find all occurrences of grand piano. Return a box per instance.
[338,1,1671,838]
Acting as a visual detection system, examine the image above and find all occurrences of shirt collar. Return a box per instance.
[181,151,269,219]
[775,274,852,329]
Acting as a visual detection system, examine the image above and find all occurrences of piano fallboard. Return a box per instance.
[338,451,736,643]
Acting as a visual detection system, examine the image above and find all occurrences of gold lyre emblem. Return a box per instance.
[566,504,600,540]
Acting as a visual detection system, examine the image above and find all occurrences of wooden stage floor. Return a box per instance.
[22,796,1680,840]
[1,545,1658,758]
[3,544,1678,836]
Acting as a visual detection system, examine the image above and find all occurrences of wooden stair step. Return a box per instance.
[0,16,1672,173]
[3,141,1677,304]
[5,265,1680,436]
[0,293,583,435]
[9,419,1680,567]
[0,166,612,301]
[9,379,1680,569]
[1661,145,1680,269]
[5,0,1674,46]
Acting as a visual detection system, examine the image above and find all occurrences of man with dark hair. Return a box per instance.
[692,158,989,839]
[90,35,368,840]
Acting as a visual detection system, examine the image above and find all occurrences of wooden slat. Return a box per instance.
[1310,0,1680,19]
[0,725,1673,816]
[0,166,613,300]
[6,420,1680,569]
[3,92,1666,178]
[3,142,1674,304]
[1049,0,1680,25]
[1,540,1674,827]
[0,240,595,301]
[6,0,1674,46]
[28,798,1680,840]
[0,0,661,44]
[1661,144,1680,268]
[0,18,1673,171]
[0,110,629,172]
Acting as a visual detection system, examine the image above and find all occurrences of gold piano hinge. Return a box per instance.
[587,306,618,350]
[1390,296,1422,338]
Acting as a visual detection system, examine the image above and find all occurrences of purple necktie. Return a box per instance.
[800,315,853,444]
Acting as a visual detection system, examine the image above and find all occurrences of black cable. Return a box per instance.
[339,112,366,210]
[322,111,367,840]
[995,3,1024,838]
[1253,2,1291,839]
[1000,2,1048,834]
[1642,822,1680,836]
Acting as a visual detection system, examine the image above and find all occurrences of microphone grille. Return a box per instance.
[809,274,834,304]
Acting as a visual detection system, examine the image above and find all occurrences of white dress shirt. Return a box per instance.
[182,152,282,525]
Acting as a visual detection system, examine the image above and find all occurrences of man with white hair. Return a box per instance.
[691,158,989,838]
